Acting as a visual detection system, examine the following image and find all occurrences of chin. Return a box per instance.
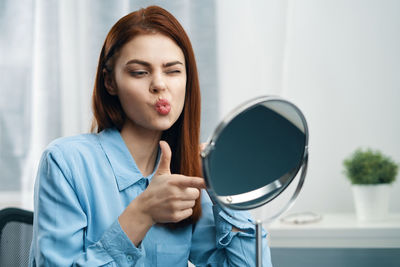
[152,122,174,131]
[154,116,178,130]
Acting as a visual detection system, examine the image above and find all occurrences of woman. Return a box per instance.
[29,5,272,266]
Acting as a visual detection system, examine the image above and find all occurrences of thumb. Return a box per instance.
[156,141,172,175]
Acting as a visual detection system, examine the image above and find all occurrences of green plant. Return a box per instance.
[343,148,398,184]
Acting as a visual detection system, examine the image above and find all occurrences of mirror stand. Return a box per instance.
[254,156,308,267]
[255,219,263,266]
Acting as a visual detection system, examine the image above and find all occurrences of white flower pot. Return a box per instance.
[351,184,391,222]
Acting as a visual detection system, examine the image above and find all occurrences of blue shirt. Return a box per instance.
[29,128,273,266]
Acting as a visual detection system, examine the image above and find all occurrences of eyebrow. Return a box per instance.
[126,59,184,68]
[126,59,151,67]
[164,61,184,67]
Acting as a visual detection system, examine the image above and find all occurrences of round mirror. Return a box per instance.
[201,96,309,212]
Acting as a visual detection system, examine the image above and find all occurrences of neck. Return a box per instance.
[120,121,162,177]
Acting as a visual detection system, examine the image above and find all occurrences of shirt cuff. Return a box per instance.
[212,205,267,248]
[99,219,145,265]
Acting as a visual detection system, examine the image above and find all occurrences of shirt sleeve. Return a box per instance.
[29,146,144,266]
[189,191,273,267]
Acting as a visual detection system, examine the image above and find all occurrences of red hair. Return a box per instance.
[91,6,202,225]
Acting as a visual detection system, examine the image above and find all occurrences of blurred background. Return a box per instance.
[1,0,399,265]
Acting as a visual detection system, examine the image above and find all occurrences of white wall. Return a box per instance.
[216,0,288,114]
[216,0,400,215]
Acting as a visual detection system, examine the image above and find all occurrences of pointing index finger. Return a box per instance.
[171,175,206,189]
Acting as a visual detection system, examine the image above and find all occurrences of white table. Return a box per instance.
[266,213,400,248]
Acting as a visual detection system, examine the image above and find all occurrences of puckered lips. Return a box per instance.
[155,98,171,115]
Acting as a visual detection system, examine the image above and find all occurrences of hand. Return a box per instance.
[136,141,205,224]
[119,141,205,245]
[200,142,207,151]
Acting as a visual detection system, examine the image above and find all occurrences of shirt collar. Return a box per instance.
[97,128,159,191]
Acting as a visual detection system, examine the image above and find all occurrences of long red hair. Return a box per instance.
[91,6,202,225]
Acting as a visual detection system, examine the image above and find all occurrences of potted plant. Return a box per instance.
[343,148,398,222]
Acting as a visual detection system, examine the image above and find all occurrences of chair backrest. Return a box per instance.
[0,207,34,267]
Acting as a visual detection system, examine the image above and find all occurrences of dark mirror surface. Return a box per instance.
[203,98,308,209]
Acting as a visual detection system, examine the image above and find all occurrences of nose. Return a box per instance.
[150,73,166,94]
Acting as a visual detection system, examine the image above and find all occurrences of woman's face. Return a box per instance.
[107,33,187,133]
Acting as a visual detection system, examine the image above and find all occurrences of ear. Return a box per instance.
[103,69,117,95]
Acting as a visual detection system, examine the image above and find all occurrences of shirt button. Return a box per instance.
[126,255,133,262]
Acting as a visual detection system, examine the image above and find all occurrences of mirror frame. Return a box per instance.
[201,96,309,213]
